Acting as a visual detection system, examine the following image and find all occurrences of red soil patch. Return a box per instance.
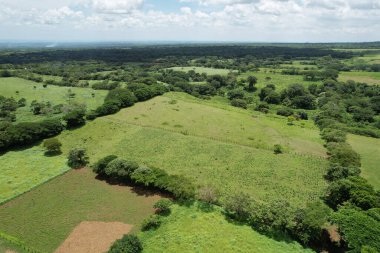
[54,221,132,253]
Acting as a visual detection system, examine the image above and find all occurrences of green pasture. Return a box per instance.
[0,147,68,204]
[0,77,107,122]
[53,94,328,207]
[238,71,319,90]
[140,203,313,253]
[115,92,326,157]
[348,134,380,189]
[339,71,380,85]
[0,169,160,252]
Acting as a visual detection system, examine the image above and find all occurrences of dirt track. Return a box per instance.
[54,221,133,253]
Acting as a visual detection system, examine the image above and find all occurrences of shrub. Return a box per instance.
[273,144,283,154]
[63,109,86,128]
[230,98,247,109]
[227,89,245,100]
[198,186,219,204]
[255,103,269,113]
[105,158,139,180]
[43,138,62,154]
[141,215,162,231]
[95,100,121,116]
[153,199,172,214]
[108,234,142,253]
[277,107,293,117]
[326,142,361,167]
[106,88,137,108]
[321,128,347,143]
[325,164,361,181]
[292,201,332,244]
[224,192,252,221]
[330,206,380,252]
[92,155,118,175]
[67,148,89,169]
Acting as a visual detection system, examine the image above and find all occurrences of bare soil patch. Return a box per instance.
[54,221,132,253]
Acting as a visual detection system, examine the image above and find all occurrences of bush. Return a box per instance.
[227,89,245,100]
[63,109,86,128]
[326,142,361,167]
[321,128,347,143]
[95,100,121,116]
[106,88,137,108]
[67,148,89,169]
[273,144,283,154]
[230,99,247,109]
[198,186,219,204]
[224,193,252,221]
[292,201,332,244]
[108,234,142,253]
[92,155,118,175]
[255,103,269,114]
[330,206,380,252]
[153,199,172,214]
[141,215,162,231]
[277,107,294,117]
[0,119,64,152]
[43,138,62,154]
[325,164,361,181]
[105,158,139,180]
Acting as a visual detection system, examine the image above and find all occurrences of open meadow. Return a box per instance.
[139,202,313,253]
[0,77,107,122]
[168,66,237,76]
[338,71,380,85]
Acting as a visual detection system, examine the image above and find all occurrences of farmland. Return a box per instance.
[139,203,313,253]
[168,66,237,76]
[0,169,160,252]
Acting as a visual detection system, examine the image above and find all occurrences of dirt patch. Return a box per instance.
[5,250,17,253]
[55,221,133,253]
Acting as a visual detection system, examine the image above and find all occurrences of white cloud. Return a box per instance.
[92,0,144,14]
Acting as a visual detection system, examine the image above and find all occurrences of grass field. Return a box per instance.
[0,169,160,252]
[0,77,107,122]
[348,134,380,189]
[139,202,313,253]
[0,147,68,204]
[339,71,380,85]
[168,66,237,76]
[109,92,326,157]
[238,71,319,90]
[52,93,328,207]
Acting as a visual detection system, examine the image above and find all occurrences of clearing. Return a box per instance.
[348,134,380,189]
[168,66,237,76]
[338,71,380,85]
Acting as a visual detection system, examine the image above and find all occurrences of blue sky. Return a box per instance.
[0,0,379,42]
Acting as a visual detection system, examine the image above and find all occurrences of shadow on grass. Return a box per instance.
[94,174,172,198]
[0,140,44,156]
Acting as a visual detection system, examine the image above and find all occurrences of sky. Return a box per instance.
[0,0,379,42]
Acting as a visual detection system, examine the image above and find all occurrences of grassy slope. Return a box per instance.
[140,203,313,253]
[348,134,380,189]
[55,93,327,207]
[0,169,160,253]
[0,77,107,122]
[109,93,326,157]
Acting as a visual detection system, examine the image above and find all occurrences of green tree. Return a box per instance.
[67,148,89,169]
[108,234,142,253]
[43,138,62,155]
